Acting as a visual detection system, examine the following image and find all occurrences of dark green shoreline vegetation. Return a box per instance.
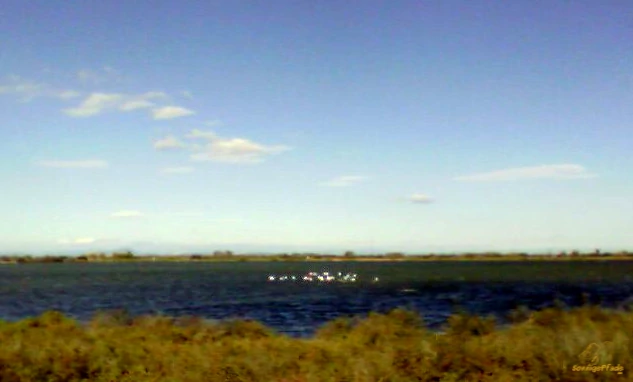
[0,305,631,381]
[1,249,632,264]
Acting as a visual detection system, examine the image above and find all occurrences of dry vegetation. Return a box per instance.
[0,305,631,381]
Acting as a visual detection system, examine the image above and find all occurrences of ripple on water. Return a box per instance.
[2,263,633,336]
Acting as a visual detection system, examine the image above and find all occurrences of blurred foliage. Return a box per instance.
[0,305,631,381]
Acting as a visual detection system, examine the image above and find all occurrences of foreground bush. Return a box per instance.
[0,306,630,381]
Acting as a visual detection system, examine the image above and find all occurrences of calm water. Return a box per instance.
[1,261,632,337]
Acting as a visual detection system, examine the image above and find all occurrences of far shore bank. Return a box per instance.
[1,250,632,264]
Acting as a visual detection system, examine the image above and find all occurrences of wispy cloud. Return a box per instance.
[0,78,44,99]
[454,164,597,182]
[57,237,96,245]
[119,99,154,111]
[64,91,166,117]
[110,210,144,218]
[161,212,205,217]
[204,119,223,127]
[152,106,195,120]
[5,74,193,121]
[161,166,194,174]
[185,129,290,164]
[64,93,124,117]
[35,160,108,169]
[190,138,289,163]
[156,129,289,164]
[0,76,80,101]
[186,129,217,140]
[409,193,434,204]
[57,90,81,99]
[77,69,100,83]
[154,135,186,150]
[320,175,368,187]
[76,67,119,84]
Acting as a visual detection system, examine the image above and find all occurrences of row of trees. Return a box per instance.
[2,249,633,263]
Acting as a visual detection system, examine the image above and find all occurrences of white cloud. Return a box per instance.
[0,78,43,99]
[57,90,81,99]
[409,194,434,204]
[119,99,154,111]
[180,90,193,99]
[64,93,124,116]
[110,210,144,218]
[154,135,186,150]
[320,175,368,187]
[0,76,81,101]
[454,164,597,182]
[57,237,96,245]
[161,166,194,174]
[186,129,217,140]
[141,91,167,99]
[158,129,290,164]
[152,106,195,120]
[64,91,166,117]
[190,137,289,163]
[76,67,120,84]
[120,92,166,111]
[35,160,109,168]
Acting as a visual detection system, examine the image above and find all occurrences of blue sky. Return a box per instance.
[1,1,632,255]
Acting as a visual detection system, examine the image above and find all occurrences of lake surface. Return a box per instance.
[1,261,633,337]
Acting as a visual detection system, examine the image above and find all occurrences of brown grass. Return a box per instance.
[0,305,631,381]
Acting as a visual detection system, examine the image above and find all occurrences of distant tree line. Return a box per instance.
[2,249,633,264]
